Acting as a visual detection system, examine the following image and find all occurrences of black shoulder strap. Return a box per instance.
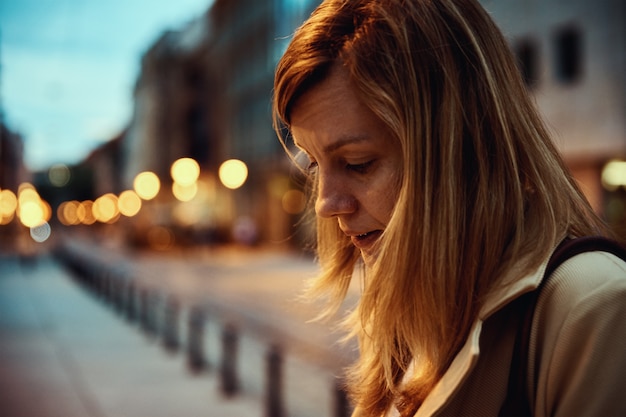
[500,236,626,417]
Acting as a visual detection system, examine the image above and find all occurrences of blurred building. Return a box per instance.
[123,18,217,185]
[0,123,27,194]
[117,16,227,246]
[81,0,623,246]
[481,0,626,232]
[85,134,124,198]
[0,123,29,247]
[204,0,318,246]
[204,0,625,238]
[108,0,319,248]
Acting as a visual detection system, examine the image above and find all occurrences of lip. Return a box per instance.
[349,230,382,250]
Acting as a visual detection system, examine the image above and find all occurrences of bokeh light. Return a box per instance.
[147,226,174,250]
[41,200,52,223]
[133,171,160,200]
[0,189,18,222]
[171,158,200,186]
[602,160,626,191]
[219,159,248,190]
[80,201,97,225]
[19,201,44,228]
[48,164,71,187]
[172,181,198,202]
[93,193,120,223]
[282,189,307,214]
[0,212,14,225]
[58,201,78,226]
[17,184,47,228]
[30,222,51,242]
[118,190,142,217]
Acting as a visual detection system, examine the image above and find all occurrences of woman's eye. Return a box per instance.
[347,161,374,174]
[307,161,318,174]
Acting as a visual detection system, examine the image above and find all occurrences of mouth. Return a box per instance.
[350,230,382,250]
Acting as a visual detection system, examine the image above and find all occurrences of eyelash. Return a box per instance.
[347,161,374,174]
[306,160,374,175]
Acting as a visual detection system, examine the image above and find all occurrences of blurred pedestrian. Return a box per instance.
[272,0,626,416]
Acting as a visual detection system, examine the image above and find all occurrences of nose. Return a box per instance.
[314,172,357,218]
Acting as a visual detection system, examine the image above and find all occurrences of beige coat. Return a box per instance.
[385,248,626,417]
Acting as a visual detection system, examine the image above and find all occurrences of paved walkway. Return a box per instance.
[54,236,359,417]
[0,254,261,417]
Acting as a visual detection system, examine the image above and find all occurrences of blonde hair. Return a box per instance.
[273,0,611,414]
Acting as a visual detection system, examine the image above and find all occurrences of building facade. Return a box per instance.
[481,0,625,232]
[99,0,625,246]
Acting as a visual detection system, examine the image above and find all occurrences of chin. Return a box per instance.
[360,251,377,269]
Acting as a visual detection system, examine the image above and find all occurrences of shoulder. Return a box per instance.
[541,250,626,308]
[530,251,626,416]
[534,250,626,348]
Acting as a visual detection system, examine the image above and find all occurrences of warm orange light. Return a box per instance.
[0,189,18,218]
[133,171,160,200]
[282,189,307,214]
[602,160,626,191]
[0,212,14,225]
[171,158,200,186]
[41,200,52,223]
[268,176,290,199]
[172,182,198,202]
[18,187,39,204]
[118,190,142,217]
[58,201,78,225]
[93,193,119,223]
[19,201,45,228]
[17,186,46,228]
[80,201,97,225]
[147,226,174,250]
[18,182,35,193]
[219,159,248,190]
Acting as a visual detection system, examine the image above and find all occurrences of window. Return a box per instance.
[554,25,583,84]
[514,37,540,88]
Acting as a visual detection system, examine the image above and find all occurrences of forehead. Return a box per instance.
[291,65,353,123]
[290,65,380,151]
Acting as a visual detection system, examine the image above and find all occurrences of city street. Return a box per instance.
[0,253,262,417]
[0,234,359,417]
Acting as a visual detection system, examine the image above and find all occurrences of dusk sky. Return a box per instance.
[1,0,215,171]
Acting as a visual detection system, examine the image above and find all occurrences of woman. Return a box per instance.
[272,0,626,416]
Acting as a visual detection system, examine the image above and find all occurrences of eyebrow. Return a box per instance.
[294,134,371,155]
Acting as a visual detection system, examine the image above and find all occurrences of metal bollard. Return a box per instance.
[220,324,239,396]
[110,272,121,310]
[101,269,111,301]
[125,282,137,323]
[334,379,351,417]
[186,306,207,373]
[140,288,156,337]
[265,344,284,417]
[103,269,110,301]
[162,296,180,352]
[113,271,127,315]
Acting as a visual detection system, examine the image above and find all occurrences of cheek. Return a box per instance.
[367,169,402,223]
[381,184,400,222]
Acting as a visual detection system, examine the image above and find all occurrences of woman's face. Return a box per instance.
[290,65,402,266]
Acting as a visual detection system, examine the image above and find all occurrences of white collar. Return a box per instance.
[412,247,556,417]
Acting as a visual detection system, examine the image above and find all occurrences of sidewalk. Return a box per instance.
[54,236,359,417]
[0,254,262,417]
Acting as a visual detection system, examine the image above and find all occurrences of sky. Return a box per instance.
[1,0,215,172]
